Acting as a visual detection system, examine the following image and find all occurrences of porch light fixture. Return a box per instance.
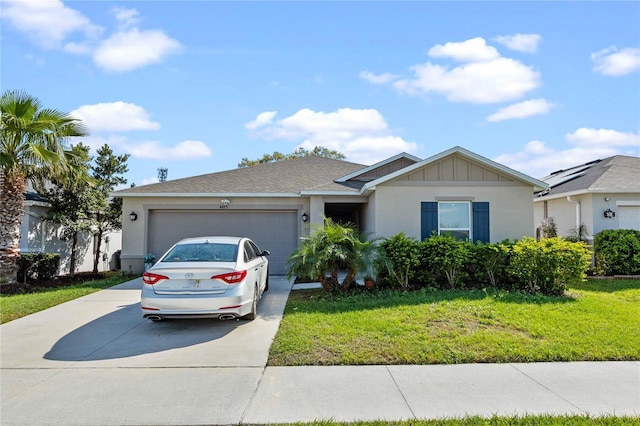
[302,213,308,222]
[129,211,138,221]
[604,209,615,219]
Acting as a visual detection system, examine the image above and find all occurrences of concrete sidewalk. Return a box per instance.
[1,277,638,425]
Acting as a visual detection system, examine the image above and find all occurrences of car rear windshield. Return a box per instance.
[161,243,238,263]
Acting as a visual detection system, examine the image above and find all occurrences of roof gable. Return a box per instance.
[336,152,421,182]
[362,146,548,191]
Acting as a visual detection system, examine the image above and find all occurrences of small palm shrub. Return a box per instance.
[594,229,640,275]
[287,218,382,292]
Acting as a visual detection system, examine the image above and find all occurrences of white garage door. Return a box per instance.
[618,206,640,231]
[148,210,298,275]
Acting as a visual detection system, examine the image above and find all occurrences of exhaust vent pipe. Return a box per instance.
[146,315,162,322]
[219,314,236,321]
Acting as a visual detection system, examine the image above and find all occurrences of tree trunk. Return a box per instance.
[0,170,25,285]
[69,231,78,278]
[93,228,103,275]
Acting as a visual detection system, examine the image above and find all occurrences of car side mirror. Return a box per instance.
[261,250,270,257]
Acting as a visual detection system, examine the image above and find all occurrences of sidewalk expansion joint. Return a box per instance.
[385,365,417,419]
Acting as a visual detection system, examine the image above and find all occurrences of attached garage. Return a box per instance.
[147,210,298,275]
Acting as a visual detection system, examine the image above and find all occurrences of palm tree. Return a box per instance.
[0,90,88,284]
[286,218,384,292]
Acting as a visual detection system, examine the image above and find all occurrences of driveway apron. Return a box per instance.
[1,276,292,425]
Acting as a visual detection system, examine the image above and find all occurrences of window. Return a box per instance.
[438,202,470,241]
[421,201,490,243]
[244,241,257,262]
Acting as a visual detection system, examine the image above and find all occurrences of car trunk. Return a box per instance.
[150,262,237,295]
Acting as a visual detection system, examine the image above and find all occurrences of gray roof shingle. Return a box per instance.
[115,155,366,195]
[537,155,640,197]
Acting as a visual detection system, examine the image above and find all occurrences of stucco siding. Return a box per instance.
[374,183,535,242]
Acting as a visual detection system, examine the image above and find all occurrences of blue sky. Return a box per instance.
[3,1,639,187]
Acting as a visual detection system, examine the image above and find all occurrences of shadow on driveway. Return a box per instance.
[43,302,248,362]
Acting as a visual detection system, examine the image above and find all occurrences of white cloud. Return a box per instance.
[495,128,640,178]
[367,37,541,104]
[428,37,500,62]
[487,99,555,122]
[591,47,640,76]
[493,34,542,54]
[246,108,419,165]
[393,57,540,104]
[566,128,640,146]
[2,1,180,73]
[93,28,181,72]
[245,111,277,130]
[1,0,102,49]
[111,7,141,29]
[124,140,212,160]
[359,71,399,84]
[141,177,160,186]
[71,102,160,132]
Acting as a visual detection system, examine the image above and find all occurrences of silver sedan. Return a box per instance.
[141,236,269,321]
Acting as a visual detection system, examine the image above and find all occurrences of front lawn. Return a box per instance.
[268,279,640,366]
[0,273,138,324]
[275,416,639,425]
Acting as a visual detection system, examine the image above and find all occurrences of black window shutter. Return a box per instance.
[421,202,438,240]
[472,202,490,243]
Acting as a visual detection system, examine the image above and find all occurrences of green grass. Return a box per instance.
[268,279,640,366]
[274,415,639,425]
[0,273,139,324]
[273,415,639,425]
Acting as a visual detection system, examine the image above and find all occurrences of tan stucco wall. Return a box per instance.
[534,192,640,238]
[374,183,535,242]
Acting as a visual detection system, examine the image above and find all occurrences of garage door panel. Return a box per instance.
[148,211,297,275]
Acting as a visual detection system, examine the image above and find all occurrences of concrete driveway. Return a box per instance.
[1,276,292,425]
[2,277,639,425]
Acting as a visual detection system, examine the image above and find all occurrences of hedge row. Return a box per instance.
[378,234,591,296]
[594,229,640,276]
[16,253,60,283]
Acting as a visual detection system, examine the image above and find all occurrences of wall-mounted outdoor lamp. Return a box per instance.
[129,211,138,221]
[603,208,615,219]
[302,212,308,222]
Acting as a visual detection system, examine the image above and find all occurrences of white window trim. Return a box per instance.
[438,201,472,240]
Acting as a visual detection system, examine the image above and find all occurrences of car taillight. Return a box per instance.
[212,270,247,284]
[142,272,168,285]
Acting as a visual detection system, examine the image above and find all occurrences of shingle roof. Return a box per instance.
[537,155,640,198]
[115,155,366,196]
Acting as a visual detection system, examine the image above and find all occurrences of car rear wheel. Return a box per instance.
[243,285,258,320]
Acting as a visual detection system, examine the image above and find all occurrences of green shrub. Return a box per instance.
[16,253,60,283]
[508,237,590,295]
[420,234,470,289]
[468,241,512,288]
[379,233,420,288]
[594,229,640,275]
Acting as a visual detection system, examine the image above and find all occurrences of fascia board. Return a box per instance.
[111,192,302,198]
[534,188,638,202]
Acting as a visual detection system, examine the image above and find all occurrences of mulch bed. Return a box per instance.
[0,272,107,295]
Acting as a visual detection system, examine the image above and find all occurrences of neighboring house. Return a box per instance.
[115,146,547,275]
[534,155,640,243]
[20,188,122,276]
